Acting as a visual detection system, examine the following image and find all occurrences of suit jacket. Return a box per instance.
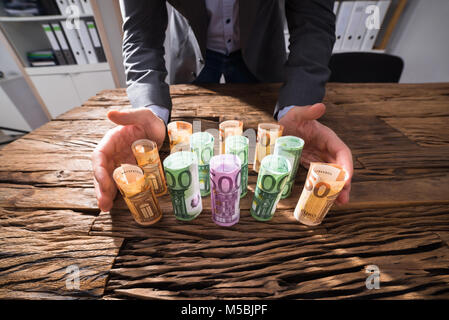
[121,0,336,122]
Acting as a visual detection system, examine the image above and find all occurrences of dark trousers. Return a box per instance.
[193,49,259,84]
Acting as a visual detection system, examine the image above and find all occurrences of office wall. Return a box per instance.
[387,0,449,83]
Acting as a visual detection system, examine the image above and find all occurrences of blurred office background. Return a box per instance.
[1,0,448,144]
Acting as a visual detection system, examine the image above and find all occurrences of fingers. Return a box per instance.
[321,125,353,206]
[336,183,351,205]
[334,146,353,205]
[93,176,116,212]
[107,108,149,126]
[92,147,117,212]
[291,103,326,122]
[107,108,166,147]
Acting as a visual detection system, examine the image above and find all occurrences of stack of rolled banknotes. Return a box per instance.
[112,120,348,227]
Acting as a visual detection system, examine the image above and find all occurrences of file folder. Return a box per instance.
[77,20,98,64]
[80,0,93,15]
[361,0,391,51]
[42,23,67,65]
[60,22,88,65]
[333,1,340,15]
[67,0,83,13]
[50,22,76,65]
[55,0,70,16]
[341,1,368,51]
[352,1,376,51]
[333,1,354,51]
[85,20,107,62]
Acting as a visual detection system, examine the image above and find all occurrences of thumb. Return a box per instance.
[107,108,150,126]
[291,103,326,122]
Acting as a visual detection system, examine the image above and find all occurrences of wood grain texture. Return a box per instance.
[0,208,96,235]
[383,117,449,147]
[105,230,449,299]
[0,227,123,299]
[0,184,97,210]
[0,170,93,188]
[1,82,449,299]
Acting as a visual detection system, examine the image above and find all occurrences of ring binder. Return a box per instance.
[42,23,67,65]
[50,22,77,65]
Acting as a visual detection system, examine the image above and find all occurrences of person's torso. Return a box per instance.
[205,0,240,55]
[167,0,287,83]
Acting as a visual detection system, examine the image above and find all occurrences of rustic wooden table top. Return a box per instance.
[1,83,449,300]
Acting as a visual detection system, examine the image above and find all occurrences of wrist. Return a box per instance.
[146,105,170,125]
[277,105,297,121]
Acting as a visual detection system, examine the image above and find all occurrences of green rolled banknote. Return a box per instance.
[274,136,304,199]
[163,151,203,221]
[251,155,291,221]
[190,132,214,197]
[225,135,249,198]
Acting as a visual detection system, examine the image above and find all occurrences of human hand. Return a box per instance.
[91,108,166,211]
[278,103,353,205]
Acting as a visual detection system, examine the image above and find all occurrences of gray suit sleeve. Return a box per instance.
[275,0,336,118]
[122,0,172,123]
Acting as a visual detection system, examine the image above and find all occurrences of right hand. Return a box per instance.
[91,108,166,212]
[278,103,353,205]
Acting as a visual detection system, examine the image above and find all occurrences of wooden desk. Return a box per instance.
[1,83,449,299]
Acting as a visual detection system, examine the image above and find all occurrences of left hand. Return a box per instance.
[278,103,353,205]
[91,108,166,212]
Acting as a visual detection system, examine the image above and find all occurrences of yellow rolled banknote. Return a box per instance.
[294,163,349,226]
[132,139,167,197]
[253,123,284,172]
[219,120,243,154]
[167,121,193,153]
[113,164,163,226]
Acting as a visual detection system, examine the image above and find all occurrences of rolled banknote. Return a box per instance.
[225,135,249,198]
[294,163,349,226]
[190,132,215,197]
[210,154,242,226]
[131,139,167,197]
[113,164,162,226]
[253,123,284,172]
[250,154,291,221]
[274,136,304,199]
[167,121,193,153]
[163,151,202,221]
[219,120,243,154]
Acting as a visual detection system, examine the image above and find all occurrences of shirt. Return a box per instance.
[205,0,240,55]
[148,0,293,124]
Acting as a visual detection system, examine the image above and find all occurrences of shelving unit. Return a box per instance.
[0,75,32,135]
[281,0,406,54]
[25,61,110,75]
[0,13,93,22]
[0,0,123,120]
[331,0,408,53]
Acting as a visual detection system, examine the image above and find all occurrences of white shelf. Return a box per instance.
[0,14,94,23]
[332,49,387,53]
[0,74,22,84]
[25,62,110,76]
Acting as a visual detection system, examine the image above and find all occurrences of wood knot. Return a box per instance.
[56,170,65,178]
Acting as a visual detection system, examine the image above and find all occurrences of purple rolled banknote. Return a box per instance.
[209,154,242,227]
